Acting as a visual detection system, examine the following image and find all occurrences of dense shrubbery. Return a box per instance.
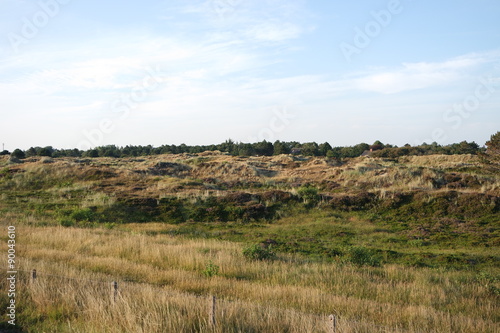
[243,244,276,261]
[348,246,382,267]
[372,141,481,158]
[53,194,288,224]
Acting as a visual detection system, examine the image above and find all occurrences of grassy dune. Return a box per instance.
[0,153,498,332]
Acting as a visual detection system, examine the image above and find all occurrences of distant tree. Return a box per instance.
[25,147,37,157]
[338,146,355,158]
[318,142,333,156]
[39,146,53,157]
[144,145,155,156]
[83,149,99,158]
[353,143,370,156]
[238,143,255,156]
[97,145,120,157]
[486,131,500,155]
[121,145,134,157]
[329,147,343,159]
[178,143,188,154]
[326,150,336,159]
[254,140,274,156]
[301,142,319,156]
[0,150,9,156]
[483,131,500,165]
[12,149,25,159]
[273,140,290,155]
[458,141,479,155]
[158,145,173,154]
[219,139,236,155]
[71,148,83,157]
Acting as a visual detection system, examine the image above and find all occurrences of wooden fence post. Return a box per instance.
[112,281,118,303]
[31,269,37,283]
[329,314,337,333]
[209,295,216,327]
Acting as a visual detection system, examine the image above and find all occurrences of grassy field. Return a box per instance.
[0,153,498,332]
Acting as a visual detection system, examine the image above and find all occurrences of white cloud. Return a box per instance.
[349,52,498,94]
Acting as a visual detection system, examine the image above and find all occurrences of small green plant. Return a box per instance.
[297,185,320,207]
[202,261,220,277]
[59,219,74,227]
[104,222,116,229]
[70,208,95,222]
[58,181,73,188]
[476,271,499,295]
[349,246,382,267]
[243,244,276,261]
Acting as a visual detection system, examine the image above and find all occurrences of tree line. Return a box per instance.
[2,137,490,160]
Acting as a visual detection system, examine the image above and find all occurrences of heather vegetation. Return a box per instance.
[0,132,498,332]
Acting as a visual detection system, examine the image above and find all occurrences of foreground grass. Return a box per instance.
[1,224,498,332]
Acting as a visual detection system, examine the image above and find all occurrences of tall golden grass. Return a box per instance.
[1,224,497,332]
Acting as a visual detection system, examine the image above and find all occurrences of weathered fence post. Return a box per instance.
[209,295,216,327]
[329,314,337,333]
[112,281,118,303]
[31,269,37,283]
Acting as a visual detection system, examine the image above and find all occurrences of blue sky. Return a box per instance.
[1,0,499,150]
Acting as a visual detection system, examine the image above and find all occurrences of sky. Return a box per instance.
[0,0,499,151]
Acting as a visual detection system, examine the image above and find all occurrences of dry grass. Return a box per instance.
[401,154,481,169]
[1,224,498,332]
[3,153,499,198]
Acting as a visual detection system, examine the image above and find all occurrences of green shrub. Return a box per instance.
[11,149,25,159]
[297,185,320,208]
[70,208,96,222]
[59,219,74,227]
[349,246,382,267]
[202,261,220,277]
[104,222,116,229]
[243,244,276,261]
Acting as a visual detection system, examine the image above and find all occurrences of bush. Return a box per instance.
[59,219,74,227]
[243,244,276,261]
[297,185,319,207]
[11,149,25,159]
[202,261,220,277]
[349,246,382,267]
[70,208,96,222]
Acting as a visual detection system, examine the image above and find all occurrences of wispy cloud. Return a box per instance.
[349,52,499,94]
